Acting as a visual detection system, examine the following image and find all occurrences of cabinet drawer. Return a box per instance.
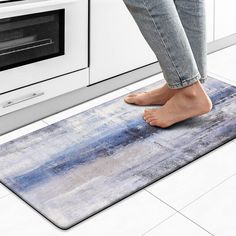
[0,69,89,116]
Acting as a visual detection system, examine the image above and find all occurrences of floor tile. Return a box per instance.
[207,72,236,86]
[0,190,175,236]
[207,44,236,83]
[124,73,164,91]
[43,88,129,125]
[0,121,47,145]
[143,213,212,236]
[145,141,236,210]
[182,174,236,236]
[0,184,10,199]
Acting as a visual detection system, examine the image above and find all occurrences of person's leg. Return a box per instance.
[123,0,212,127]
[123,0,202,106]
[174,0,207,83]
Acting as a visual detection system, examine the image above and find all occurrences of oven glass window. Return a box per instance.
[0,9,65,71]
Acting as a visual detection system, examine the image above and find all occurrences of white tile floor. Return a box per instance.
[0,44,236,236]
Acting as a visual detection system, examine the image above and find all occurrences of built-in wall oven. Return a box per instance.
[0,0,89,94]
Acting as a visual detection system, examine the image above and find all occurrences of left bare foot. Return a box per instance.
[143,81,213,128]
[124,83,177,106]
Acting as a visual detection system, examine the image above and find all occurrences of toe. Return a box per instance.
[144,114,163,127]
[126,93,138,98]
[143,113,153,120]
[127,92,147,97]
[150,119,171,128]
[148,117,165,127]
[149,119,158,126]
[144,115,157,123]
[124,92,147,104]
[124,96,136,104]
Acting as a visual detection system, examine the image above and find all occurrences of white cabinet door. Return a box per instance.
[206,0,214,42]
[89,0,157,85]
[215,0,236,40]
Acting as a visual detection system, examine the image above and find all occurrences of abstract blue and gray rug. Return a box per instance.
[0,76,236,229]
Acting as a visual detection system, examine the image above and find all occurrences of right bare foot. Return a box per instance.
[124,83,177,105]
[143,80,213,128]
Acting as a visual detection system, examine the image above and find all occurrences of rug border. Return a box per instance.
[1,136,235,230]
[0,76,236,230]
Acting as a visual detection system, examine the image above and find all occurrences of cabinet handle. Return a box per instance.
[2,91,45,108]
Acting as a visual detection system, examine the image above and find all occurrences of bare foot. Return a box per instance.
[124,83,177,105]
[143,81,213,128]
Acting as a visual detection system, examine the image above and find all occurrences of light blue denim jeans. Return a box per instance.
[123,0,207,89]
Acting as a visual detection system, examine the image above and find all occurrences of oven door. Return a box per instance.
[0,0,88,94]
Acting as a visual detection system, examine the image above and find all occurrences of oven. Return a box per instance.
[0,0,88,94]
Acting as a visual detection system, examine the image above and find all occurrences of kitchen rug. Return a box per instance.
[0,76,236,229]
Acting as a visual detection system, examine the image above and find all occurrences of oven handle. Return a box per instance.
[2,91,45,108]
[0,0,77,14]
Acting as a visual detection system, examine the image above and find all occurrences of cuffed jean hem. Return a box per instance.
[167,72,202,89]
[199,75,208,84]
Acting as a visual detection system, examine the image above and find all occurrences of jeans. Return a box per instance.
[123,0,207,89]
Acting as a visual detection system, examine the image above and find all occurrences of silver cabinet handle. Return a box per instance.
[2,91,45,108]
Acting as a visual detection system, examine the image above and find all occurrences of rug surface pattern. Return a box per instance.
[0,76,236,229]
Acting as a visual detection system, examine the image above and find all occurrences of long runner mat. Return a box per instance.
[0,76,236,229]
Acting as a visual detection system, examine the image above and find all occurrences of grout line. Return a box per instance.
[143,171,236,235]
[145,170,236,214]
[141,211,179,236]
[178,172,236,212]
[143,189,214,236]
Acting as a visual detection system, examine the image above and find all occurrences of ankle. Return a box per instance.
[180,81,203,98]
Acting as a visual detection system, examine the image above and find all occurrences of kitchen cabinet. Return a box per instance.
[90,0,215,85]
[215,0,236,40]
[206,0,214,42]
[1,0,236,135]
[89,0,157,85]
[0,0,88,94]
[0,70,89,116]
